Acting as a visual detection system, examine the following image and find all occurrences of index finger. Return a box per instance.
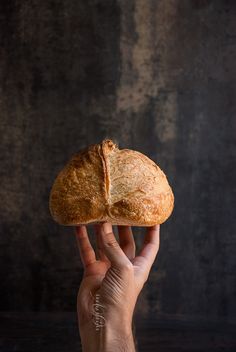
[100,222,132,270]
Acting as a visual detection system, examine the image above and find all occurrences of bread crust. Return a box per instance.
[49,139,174,226]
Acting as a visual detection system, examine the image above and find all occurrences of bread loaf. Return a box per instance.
[49,139,174,226]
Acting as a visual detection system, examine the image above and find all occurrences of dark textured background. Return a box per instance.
[0,0,236,324]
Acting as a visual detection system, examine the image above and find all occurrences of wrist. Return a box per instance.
[80,319,135,352]
[105,325,135,352]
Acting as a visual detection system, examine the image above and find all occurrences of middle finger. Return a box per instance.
[117,225,136,260]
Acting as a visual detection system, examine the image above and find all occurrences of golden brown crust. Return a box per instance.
[49,139,174,226]
[49,143,107,225]
[106,146,174,225]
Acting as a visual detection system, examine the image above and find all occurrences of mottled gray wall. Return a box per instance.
[0,0,236,321]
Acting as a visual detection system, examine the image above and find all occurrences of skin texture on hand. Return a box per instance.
[75,222,160,352]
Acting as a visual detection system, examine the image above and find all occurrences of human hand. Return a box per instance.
[75,222,160,352]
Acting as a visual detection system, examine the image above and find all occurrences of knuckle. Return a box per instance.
[121,261,133,273]
[106,241,118,248]
[103,235,118,248]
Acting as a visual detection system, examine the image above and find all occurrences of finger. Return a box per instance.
[117,225,135,260]
[100,222,132,269]
[94,224,110,265]
[133,225,160,272]
[75,225,96,267]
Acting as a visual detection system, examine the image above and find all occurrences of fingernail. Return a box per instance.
[101,222,112,234]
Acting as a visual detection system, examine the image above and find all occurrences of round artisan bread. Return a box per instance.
[49,139,174,226]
